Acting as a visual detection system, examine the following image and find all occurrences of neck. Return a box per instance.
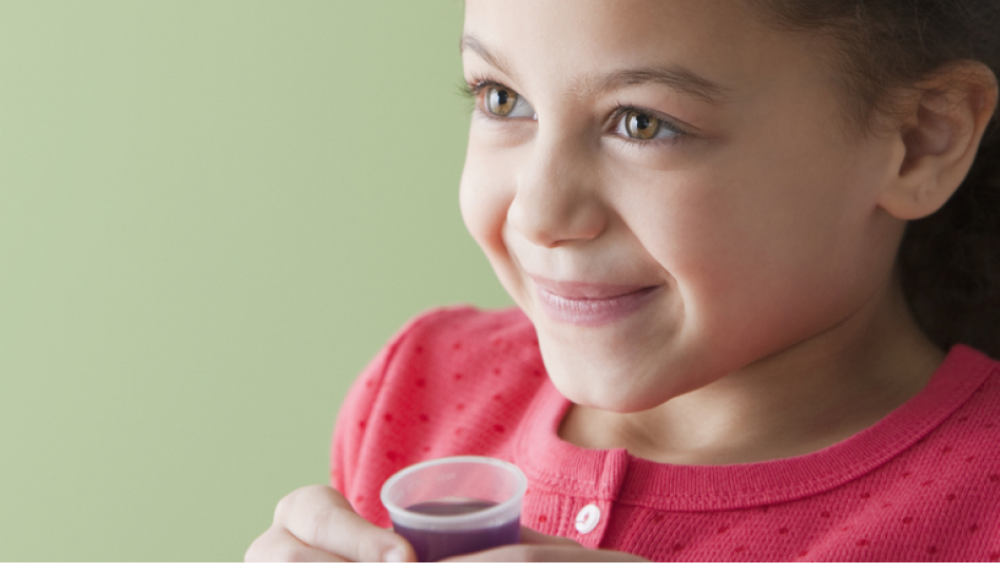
[559,279,945,465]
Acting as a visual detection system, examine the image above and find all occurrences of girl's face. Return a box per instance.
[459,0,907,412]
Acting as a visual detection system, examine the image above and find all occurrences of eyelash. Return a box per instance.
[459,76,689,144]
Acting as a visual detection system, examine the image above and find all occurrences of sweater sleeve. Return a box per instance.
[329,309,447,502]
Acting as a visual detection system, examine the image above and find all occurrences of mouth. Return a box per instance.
[531,277,661,327]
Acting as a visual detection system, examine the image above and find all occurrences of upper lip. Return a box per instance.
[530,276,656,300]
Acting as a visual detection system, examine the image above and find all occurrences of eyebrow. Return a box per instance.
[459,34,733,104]
[460,35,521,84]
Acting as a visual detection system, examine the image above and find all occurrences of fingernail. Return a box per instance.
[382,547,406,562]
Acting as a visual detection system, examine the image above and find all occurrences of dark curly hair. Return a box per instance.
[750,0,1000,357]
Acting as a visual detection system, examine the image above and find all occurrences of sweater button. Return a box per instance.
[575,503,601,534]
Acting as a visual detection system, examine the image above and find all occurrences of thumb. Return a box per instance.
[518,526,583,547]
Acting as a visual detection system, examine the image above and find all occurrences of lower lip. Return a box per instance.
[535,285,660,327]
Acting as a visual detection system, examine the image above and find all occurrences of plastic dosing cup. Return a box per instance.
[380,456,528,562]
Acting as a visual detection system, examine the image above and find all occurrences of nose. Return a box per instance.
[506,133,608,248]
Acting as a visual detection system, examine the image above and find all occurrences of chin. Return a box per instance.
[545,362,677,413]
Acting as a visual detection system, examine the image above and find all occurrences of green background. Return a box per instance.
[0,1,511,560]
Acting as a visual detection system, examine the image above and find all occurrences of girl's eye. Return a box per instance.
[615,109,679,141]
[482,85,535,118]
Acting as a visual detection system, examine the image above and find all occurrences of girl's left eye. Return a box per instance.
[614,109,681,141]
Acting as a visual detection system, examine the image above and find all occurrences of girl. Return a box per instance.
[247,0,999,560]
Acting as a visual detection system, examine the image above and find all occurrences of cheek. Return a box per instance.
[459,142,531,305]
[459,148,511,256]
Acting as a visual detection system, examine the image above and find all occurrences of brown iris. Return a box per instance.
[485,86,518,116]
[624,110,661,139]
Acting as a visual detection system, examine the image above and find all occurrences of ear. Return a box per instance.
[878,60,999,220]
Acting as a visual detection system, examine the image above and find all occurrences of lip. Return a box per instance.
[531,277,661,327]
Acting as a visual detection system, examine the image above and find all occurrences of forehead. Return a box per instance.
[462,0,834,106]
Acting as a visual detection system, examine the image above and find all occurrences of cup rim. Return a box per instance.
[380,456,528,529]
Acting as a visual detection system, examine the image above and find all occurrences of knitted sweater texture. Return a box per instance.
[331,306,1000,561]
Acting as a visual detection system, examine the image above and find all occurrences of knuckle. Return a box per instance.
[244,538,263,562]
[244,529,282,562]
[244,530,311,563]
[275,485,328,523]
[306,504,335,547]
[356,532,389,562]
[287,549,322,562]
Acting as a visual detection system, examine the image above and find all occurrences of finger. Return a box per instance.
[245,527,345,562]
[443,544,646,562]
[278,485,416,562]
[517,526,582,547]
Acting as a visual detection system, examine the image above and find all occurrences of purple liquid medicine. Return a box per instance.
[394,498,520,562]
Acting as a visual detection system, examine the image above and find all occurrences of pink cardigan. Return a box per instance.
[331,306,1000,561]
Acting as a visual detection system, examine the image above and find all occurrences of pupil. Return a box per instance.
[635,115,650,130]
[496,90,509,106]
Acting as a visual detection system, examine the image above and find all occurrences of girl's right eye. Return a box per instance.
[480,85,536,119]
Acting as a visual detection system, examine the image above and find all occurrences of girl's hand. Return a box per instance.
[245,485,416,562]
[442,528,648,562]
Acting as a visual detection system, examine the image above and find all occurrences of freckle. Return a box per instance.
[990,552,1000,561]
[969,524,980,533]
[415,346,424,354]
[538,515,548,523]
[798,551,809,558]
[454,372,463,381]
[903,517,914,524]
[717,526,729,533]
[820,511,831,518]
[734,547,746,554]
[966,456,976,463]
[958,416,968,422]
[386,451,399,462]
[419,414,429,422]
[453,342,463,350]
[365,379,373,388]
[422,446,431,453]
[672,544,684,552]
[456,403,465,411]
[882,503,892,508]
[356,495,365,503]
[990,474,1000,483]
[946,493,956,501]
[860,492,870,499]
[652,514,664,524]
[493,394,502,401]
[761,506,770,513]
[927,546,938,555]
[493,368,501,376]
[532,369,542,377]
[454,428,464,436]
[415,378,426,388]
[358,420,366,430]
[494,424,506,433]
[902,472,912,478]
[921,480,934,487]
[941,446,952,454]
[986,423,995,429]
[857,539,870,547]
[531,338,538,345]
[778,528,789,535]
[384,413,394,423]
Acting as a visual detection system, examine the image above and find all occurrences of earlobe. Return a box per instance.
[878,60,999,220]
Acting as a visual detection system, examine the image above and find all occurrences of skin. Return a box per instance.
[458,0,992,465]
[246,1,997,561]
